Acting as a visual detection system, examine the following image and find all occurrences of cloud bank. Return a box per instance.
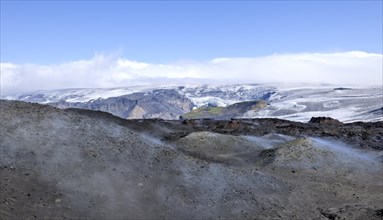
[1,51,382,95]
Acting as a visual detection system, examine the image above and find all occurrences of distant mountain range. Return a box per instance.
[3,84,382,122]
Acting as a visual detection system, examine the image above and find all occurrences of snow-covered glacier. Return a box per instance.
[2,83,382,122]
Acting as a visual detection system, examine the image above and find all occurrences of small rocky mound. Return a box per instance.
[258,138,334,166]
[176,132,263,165]
[309,117,343,125]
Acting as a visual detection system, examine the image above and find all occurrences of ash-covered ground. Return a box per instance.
[0,100,382,219]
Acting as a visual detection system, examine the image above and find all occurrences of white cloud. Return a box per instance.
[1,51,382,95]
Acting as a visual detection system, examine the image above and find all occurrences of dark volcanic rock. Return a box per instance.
[370,107,383,115]
[309,116,343,125]
[334,87,353,91]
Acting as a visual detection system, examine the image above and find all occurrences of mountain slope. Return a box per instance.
[50,89,193,120]
[183,100,268,119]
[1,100,382,219]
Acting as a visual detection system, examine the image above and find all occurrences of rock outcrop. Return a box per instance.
[309,116,343,125]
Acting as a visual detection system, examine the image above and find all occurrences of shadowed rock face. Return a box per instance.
[1,100,382,219]
[50,89,194,120]
[309,116,343,125]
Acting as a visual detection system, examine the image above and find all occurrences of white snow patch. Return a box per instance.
[323,100,341,108]
[187,96,238,108]
[270,102,307,111]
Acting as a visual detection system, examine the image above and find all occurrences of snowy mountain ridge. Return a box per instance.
[2,83,382,122]
[4,84,274,106]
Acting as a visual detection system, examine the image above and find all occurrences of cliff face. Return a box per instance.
[50,89,194,120]
[1,100,382,220]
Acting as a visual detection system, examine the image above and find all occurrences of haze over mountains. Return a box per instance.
[4,83,382,122]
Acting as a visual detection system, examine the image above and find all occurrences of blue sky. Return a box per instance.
[1,1,382,64]
[1,1,382,94]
